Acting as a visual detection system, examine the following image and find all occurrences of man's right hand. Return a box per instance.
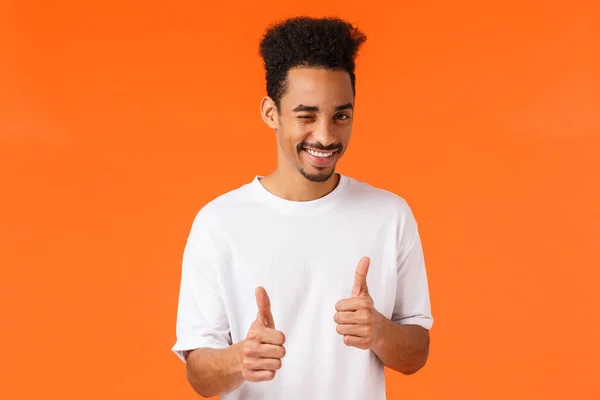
[240,286,287,382]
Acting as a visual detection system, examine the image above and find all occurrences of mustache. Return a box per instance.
[297,142,343,152]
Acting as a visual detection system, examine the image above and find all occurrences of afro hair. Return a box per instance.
[258,16,367,109]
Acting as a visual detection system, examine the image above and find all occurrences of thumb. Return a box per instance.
[255,286,275,329]
[352,256,370,297]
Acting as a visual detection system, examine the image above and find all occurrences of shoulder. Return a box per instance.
[345,176,423,249]
[187,179,255,238]
[345,175,414,216]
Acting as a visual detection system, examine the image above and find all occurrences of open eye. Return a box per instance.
[335,113,350,120]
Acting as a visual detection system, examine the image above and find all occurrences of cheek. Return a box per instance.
[278,124,308,153]
[339,124,353,139]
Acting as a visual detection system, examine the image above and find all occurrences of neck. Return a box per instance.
[259,168,340,202]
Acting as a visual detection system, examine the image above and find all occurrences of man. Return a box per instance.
[172,16,433,400]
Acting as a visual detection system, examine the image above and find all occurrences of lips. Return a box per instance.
[302,148,339,168]
[305,148,337,157]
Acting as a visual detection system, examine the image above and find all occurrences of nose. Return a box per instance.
[311,119,337,147]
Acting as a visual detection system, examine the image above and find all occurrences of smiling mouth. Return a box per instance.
[304,148,337,158]
[301,147,340,168]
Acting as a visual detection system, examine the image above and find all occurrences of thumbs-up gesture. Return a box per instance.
[334,257,383,350]
[240,286,287,382]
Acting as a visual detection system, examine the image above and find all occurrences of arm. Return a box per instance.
[179,287,286,398]
[183,287,286,397]
[184,343,245,398]
[334,280,431,376]
[378,203,433,374]
[371,318,430,375]
[172,211,286,396]
[334,205,433,374]
[171,211,242,396]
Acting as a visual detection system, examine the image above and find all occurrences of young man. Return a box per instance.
[172,16,433,400]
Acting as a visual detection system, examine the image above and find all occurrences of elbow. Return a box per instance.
[186,371,218,398]
[399,356,428,375]
[185,354,217,398]
[191,387,212,399]
[400,361,425,375]
[400,341,430,375]
[186,369,209,398]
[194,388,218,399]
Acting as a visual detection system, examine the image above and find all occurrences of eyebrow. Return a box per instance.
[335,103,354,111]
[292,103,354,112]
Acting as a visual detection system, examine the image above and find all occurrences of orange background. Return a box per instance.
[1,1,599,399]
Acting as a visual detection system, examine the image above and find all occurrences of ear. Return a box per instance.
[260,96,278,129]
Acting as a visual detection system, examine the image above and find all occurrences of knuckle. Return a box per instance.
[247,330,258,340]
[246,342,260,356]
[242,344,252,356]
[277,332,285,345]
[242,358,253,370]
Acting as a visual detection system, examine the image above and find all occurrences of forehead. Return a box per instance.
[281,67,354,109]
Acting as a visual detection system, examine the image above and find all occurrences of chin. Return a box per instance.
[298,166,336,182]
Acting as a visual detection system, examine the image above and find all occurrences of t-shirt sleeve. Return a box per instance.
[171,210,232,362]
[390,204,434,330]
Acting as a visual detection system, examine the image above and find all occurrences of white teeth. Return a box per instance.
[306,149,334,158]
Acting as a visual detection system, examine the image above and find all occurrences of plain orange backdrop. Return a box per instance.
[1,1,599,399]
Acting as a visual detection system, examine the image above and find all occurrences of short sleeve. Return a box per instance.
[390,206,434,331]
[171,210,232,362]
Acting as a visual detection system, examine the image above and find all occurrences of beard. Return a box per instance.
[295,141,343,182]
[297,166,336,182]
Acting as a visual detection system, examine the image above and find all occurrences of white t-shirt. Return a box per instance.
[172,173,433,400]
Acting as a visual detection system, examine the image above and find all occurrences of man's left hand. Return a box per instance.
[334,256,384,350]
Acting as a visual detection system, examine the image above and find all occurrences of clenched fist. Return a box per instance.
[240,286,287,382]
[334,256,384,350]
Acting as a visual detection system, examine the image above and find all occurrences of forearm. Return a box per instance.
[185,341,245,398]
[372,314,430,375]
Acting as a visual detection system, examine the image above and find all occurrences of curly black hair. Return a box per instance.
[258,16,367,110]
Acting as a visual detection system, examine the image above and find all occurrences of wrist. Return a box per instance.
[229,340,246,376]
[371,310,388,352]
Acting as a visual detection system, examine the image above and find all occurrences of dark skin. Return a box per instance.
[184,67,430,397]
[334,256,430,375]
[258,67,354,201]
